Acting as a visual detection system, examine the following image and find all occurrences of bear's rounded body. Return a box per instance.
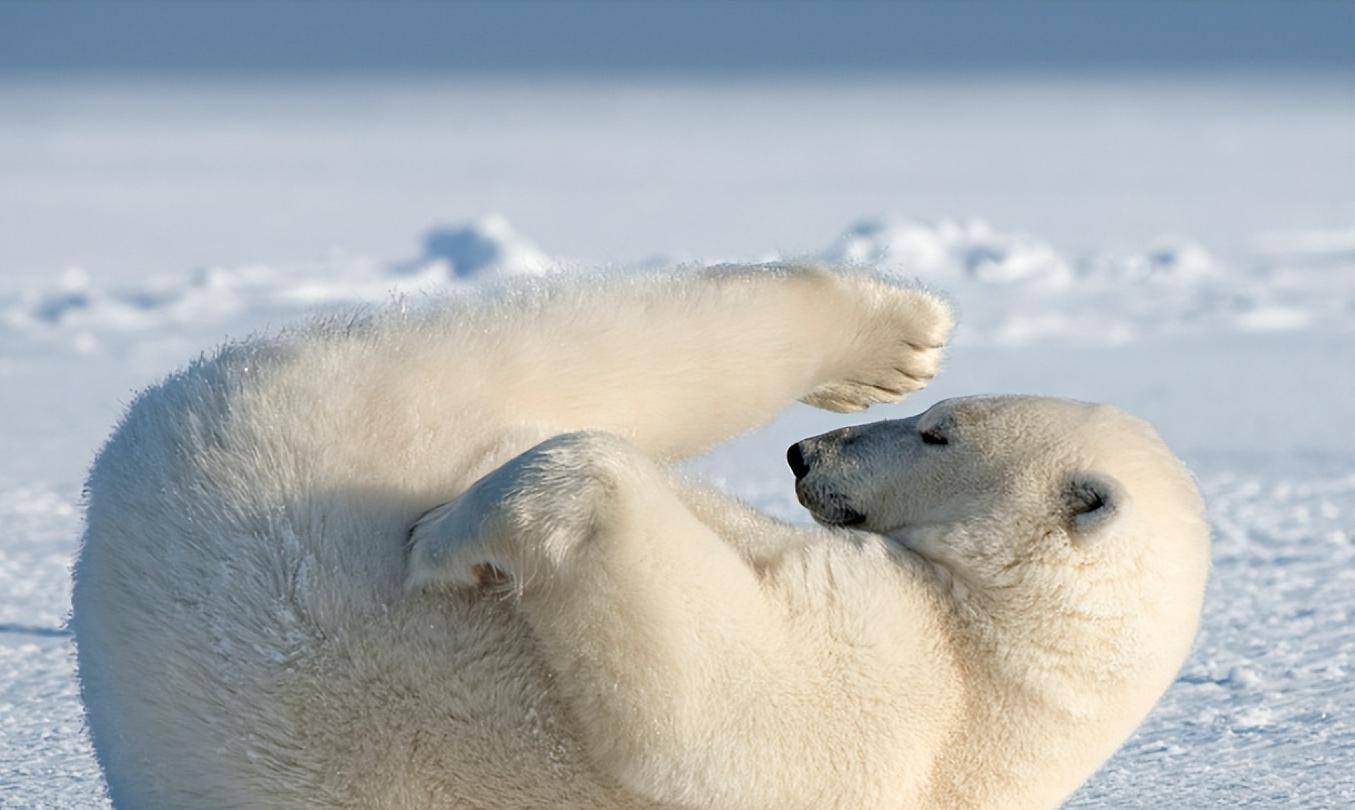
[73,266,1207,809]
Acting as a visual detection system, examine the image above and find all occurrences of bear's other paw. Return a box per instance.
[405,431,640,593]
[803,281,954,412]
[405,494,509,592]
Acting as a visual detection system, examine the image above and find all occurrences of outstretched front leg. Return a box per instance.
[482,265,954,462]
[406,432,882,809]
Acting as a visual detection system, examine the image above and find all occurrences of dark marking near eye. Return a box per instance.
[920,429,948,446]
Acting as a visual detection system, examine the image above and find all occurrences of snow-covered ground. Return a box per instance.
[2,75,1353,807]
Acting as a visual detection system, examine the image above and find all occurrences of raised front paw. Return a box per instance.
[405,431,640,593]
[802,275,954,412]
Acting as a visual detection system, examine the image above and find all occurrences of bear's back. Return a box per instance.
[71,323,640,807]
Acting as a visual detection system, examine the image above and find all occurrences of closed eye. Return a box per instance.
[920,429,948,446]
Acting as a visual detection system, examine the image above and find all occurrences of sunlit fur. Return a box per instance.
[74,264,1207,808]
[73,264,963,808]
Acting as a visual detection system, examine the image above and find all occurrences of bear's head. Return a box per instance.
[790,395,1207,602]
[789,395,1210,802]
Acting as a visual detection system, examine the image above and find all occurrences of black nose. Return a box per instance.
[787,442,810,479]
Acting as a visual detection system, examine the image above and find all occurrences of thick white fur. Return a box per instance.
[71,264,1208,809]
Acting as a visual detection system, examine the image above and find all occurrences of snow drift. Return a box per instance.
[3,215,1351,358]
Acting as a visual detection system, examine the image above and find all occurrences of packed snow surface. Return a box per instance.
[1,75,1353,807]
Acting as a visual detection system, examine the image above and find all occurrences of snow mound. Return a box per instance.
[0,217,559,355]
[1081,239,1224,288]
[0,259,443,354]
[3,214,1353,357]
[0,214,577,354]
[402,215,555,280]
[813,218,1355,345]
[820,218,1073,289]
[1254,225,1355,266]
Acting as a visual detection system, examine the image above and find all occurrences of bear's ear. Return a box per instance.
[1061,472,1127,543]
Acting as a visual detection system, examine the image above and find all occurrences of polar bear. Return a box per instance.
[71,264,1208,809]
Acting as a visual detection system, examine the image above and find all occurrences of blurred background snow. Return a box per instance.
[1,1,1352,806]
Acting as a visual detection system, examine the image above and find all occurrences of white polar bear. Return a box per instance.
[71,264,1208,810]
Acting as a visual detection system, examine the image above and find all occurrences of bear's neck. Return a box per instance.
[925,579,1152,809]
